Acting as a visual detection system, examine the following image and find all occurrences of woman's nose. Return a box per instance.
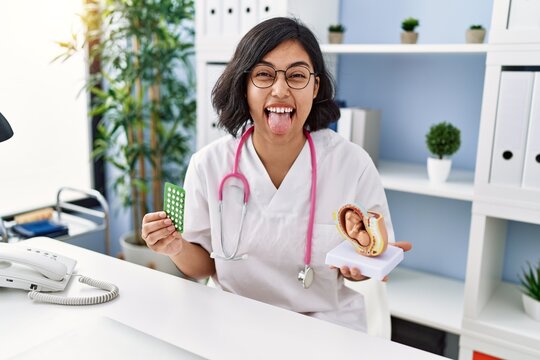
[271,71,290,97]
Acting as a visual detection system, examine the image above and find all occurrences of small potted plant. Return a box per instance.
[425,121,461,183]
[401,17,419,44]
[466,24,486,44]
[520,260,540,321]
[328,24,345,44]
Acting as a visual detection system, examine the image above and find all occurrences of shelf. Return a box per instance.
[385,267,464,334]
[6,212,102,243]
[463,282,540,354]
[378,160,474,201]
[320,43,490,54]
[345,267,464,334]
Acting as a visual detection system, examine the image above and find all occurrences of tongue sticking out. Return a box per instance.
[268,112,292,135]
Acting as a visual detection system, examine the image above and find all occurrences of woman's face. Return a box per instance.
[246,39,319,144]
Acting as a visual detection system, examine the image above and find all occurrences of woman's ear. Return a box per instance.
[313,76,320,99]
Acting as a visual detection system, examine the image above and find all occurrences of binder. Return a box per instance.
[204,63,228,144]
[337,108,353,141]
[351,108,381,167]
[508,0,540,31]
[240,0,258,35]
[205,0,222,36]
[223,0,240,36]
[337,108,381,166]
[522,72,540,190]
[489,71,534,187]
[11,219,68,238]
[258,1,276,22]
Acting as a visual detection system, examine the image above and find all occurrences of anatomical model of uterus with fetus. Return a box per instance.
[336,204,388,257]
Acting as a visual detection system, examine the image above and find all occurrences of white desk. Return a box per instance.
[1,238,446,360]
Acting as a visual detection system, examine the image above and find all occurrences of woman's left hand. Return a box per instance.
[333,241,412,281]
[392,241,412,252]
[334,265,369,281]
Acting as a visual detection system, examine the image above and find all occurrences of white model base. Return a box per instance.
[325,241,404,280]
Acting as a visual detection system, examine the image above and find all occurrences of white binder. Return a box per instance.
[337,108,381,166]
[258,1,280,22]
[223,0,240,36]
[489,71,534,187]
[205,0,222,36]
[337,108,353,141]
[204,63,228,145]
[522,72,540,190]
[508,0,540,31]
[240,0,258,35]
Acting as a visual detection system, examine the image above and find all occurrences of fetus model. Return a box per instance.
[336,204,388,257]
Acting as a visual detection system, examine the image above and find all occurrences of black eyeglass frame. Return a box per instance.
[244,64,318,90]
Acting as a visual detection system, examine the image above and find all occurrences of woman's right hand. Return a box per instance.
[141,211,184,257]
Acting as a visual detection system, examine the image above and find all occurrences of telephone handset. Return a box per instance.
[0,242,75,292]
[0,239,119,305]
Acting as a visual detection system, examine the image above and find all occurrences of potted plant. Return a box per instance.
[466,24,486,44]
[58,0,196,274]
[401,17,419,44]
[328,24,345,44]
[425,121,461,183]
[520,260,540,321]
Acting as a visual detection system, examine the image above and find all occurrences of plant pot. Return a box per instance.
[427,157,452,183]
[400,31,418,44]
[522,293,540,321]
[328,32,344,44]
[466,29,486,44]
[119,232,185,277]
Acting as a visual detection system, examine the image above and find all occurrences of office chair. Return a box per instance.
[345,278,391,339]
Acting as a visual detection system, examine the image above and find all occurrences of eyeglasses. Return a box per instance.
[245,64,317,90]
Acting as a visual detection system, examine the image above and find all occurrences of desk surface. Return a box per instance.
[1,238,445,360]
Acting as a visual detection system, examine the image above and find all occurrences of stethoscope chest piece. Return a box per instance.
[298,265,314,289]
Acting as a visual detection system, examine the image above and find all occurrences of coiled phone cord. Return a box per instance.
[28,275,119,305]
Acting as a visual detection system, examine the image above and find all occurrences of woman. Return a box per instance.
[141,17,410,332]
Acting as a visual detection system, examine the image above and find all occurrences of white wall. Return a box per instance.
[0,0,92,216]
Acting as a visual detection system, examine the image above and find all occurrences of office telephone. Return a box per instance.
[0,239,119,305]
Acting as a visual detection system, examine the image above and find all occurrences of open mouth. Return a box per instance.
[264,106,295,135]
[264,106,295,116]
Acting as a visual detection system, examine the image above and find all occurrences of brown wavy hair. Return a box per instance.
[212,17,340,136]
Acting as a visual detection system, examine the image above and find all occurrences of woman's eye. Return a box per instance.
[255,71,273,78]
[288,72,307,79]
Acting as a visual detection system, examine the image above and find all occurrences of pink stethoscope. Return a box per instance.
[210,125,318,289]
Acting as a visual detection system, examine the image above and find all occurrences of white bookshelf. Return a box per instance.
[195,1,540,358]
[320,43,540,55]
[469,283,540,348]
[378,161,474,202]
[386,267,464,334]
[320,43,490,54]
[345,267,464,335]
[462,283,540,358]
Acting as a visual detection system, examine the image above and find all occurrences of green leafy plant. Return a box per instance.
[520,261,540,301]
[401,17,419,32]
[328,24,345,33]
[469,24,485,30]
[425,122,461,159]
[57,0,196,245]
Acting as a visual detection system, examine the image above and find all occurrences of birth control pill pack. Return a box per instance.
[164,182,185,233]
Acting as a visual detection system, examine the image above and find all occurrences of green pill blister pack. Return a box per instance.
[164,182,185,233]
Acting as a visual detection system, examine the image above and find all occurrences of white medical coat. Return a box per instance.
[182,128,395,331]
